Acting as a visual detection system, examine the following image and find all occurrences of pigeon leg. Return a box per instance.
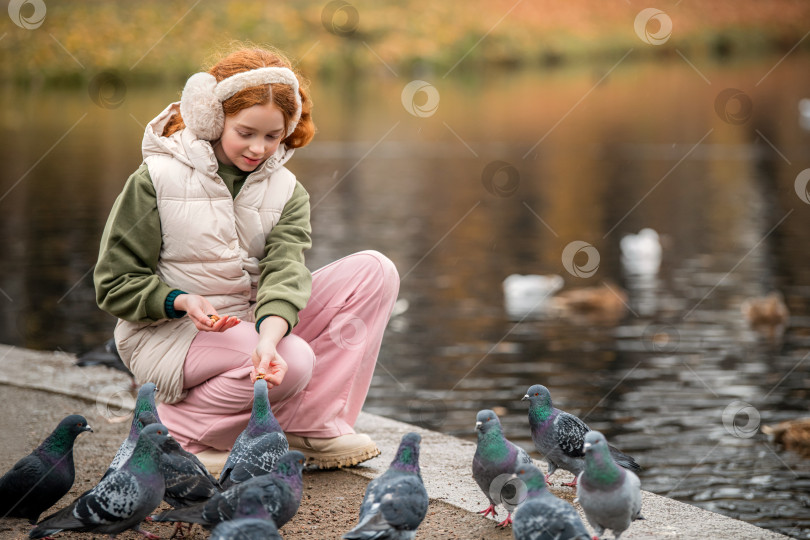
[495,512,513,528]
[169,521,193,538]
[168,521,187,539]
[562,477,578,488]
[477,504,498,518]
[137,531,161,540]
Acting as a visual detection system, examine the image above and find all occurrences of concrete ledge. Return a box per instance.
[0,344,787,539]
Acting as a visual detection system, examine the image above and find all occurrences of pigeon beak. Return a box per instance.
[584,442,592,451]
[84,425,94,433]
[521,394,529,401]
[475,421,482,431]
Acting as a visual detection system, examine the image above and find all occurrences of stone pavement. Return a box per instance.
[0,344,787,539]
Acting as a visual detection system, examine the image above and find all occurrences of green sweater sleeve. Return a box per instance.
[254,181,313,334]
[93,163,179,322]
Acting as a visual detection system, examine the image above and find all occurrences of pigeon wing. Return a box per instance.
[554,413,589,458]
[160,442,221,507]
[379,476,428,531]
[225,433,289,486]
[219,431,250,485]
[34,471,141,532]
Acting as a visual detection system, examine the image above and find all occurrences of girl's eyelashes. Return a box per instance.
[237,130,280,140]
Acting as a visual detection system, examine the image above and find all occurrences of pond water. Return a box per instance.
[1,53,809,537]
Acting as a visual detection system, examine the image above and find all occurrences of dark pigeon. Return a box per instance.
[136,411,221,508]
[29,423,171,539]
[153,450,306,530]
[219,379,288,489]
[343,432,428,540]
[0,415,92,523]
[472,409,532,528]
[575,431,643,540]
[523,384,640,487]
[75,338,133,378]
[512,463,590,540]
[209,486,282,540]
[103,381,161,479]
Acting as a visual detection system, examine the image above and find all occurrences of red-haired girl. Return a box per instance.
[94,46,398,471]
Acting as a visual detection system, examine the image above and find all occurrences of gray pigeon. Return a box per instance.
[153,450,306,530]
[343,432,428,540]
[209,486,282,540]
[0,415,92,523]
[103,381,161,478]
[512,463,590,540]
[472,409,532,528]
[135,411,221,508]
[523,384,640,487]
[575,431,643,540]
[219,379,288,489]
[29,423,171,539]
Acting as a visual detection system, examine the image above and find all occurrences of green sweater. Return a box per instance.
[93,161,312,334]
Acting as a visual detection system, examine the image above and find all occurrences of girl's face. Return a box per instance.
[214,101,286,172]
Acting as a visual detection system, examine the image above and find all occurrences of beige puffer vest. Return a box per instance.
[114,103,297,404]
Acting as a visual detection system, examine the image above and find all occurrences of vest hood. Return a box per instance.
[142,102,295,177]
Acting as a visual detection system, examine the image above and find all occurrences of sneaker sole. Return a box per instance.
[292,445,381,469]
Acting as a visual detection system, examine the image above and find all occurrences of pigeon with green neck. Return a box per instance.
[343,432,428,540]
[523,384,640,487]
[103,382,160,478]
[472,409,532,528]
[0,415,92,523]
[219,379,288,489]
[153,450,306,530]
[29,423,171,539]
[512,463,590,540]
[575,431,643,540]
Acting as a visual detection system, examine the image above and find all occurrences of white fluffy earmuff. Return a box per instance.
[179,67,303,141]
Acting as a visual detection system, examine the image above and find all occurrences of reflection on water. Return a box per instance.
[1,55,810,537]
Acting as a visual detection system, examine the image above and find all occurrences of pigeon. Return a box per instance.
[209,486,282,540]
[0,415,92,523]
[103,381,161,478]
[136,411,221,508]
[472,409,532,528]
[29,423,171,539]
[219,379,288,489]
[343,432,428,540]
[575,431,643,540]
[153,450,306,530]
[523,384,640,487]
[75,338,134,380]
[512,463,590,540]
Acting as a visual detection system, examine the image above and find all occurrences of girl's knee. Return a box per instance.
[352,250,400,293]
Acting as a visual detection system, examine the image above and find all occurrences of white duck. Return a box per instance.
[620,228,662,276]
[502,274,564,320]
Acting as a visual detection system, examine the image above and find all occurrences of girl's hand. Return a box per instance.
[250,339,288,388]
[173,294,241,332]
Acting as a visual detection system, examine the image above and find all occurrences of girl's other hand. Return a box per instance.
[173,294,241,332]
[250,340,288,388]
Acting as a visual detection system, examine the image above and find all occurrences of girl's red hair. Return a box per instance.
[163,47,315,149]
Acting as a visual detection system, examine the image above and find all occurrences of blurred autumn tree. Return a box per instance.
[1,0,808,85]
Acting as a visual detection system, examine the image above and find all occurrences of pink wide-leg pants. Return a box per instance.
[157,250,400,453]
